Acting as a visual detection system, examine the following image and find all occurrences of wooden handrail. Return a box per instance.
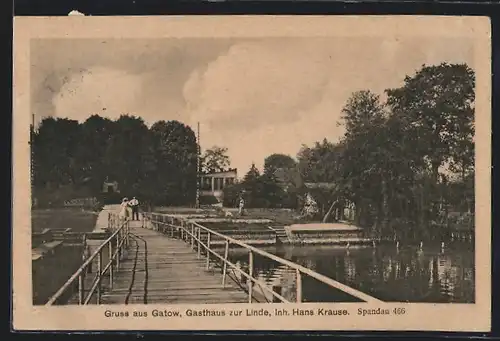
[145,213,382,304]
[45,215,130,306]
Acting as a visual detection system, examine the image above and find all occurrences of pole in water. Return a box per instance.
[396,241,400,249]
[372,240,376,247]
[419,241,423,250]
[440,241,445,253]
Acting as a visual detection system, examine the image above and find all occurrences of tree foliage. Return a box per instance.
[201,146,231,174]
[293,63,475,240]
[32,114,199,207]
[263,153,297,176]
[223,162,298,209]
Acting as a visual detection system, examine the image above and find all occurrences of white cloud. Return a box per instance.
[46,37,474,178]
[183,41,331,131]
[53,67,144,122]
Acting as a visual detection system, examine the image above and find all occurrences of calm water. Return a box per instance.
[226,242,475,303]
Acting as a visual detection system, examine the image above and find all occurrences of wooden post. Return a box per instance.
[222,240,229,287]
[206,232,211,270]
[78,273,84,305]
[115,234,120,269]
[126,220,130,246]
[109,240,114,289]
[97,250,102,304]
[197,228,201,258]
[191,223,195,248]
[171,217,174,238]
[296,269,302,303]
[248,251,254,303]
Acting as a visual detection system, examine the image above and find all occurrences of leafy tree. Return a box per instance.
[74,115,116,192]
[103,115,150,195]
[32,117,81,188]
[150,120,198,205]
[32,114,202,208]
[263,153,296,176]
[385,63,475,181]
[201,146,230,174]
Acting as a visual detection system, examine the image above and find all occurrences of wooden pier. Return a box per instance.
[100,222,248,304]
[46,208,383,306]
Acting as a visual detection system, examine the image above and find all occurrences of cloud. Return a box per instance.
[181,37,474,175]
[36,37,474,178]
[183,41,331,131]
[52,67,144,122]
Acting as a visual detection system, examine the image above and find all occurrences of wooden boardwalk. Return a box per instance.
[69,220,249,305]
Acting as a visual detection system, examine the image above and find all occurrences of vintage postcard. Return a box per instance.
[12,15,491,332]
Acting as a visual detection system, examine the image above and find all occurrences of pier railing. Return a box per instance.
[45,216,130,305]
[143,213,382,304]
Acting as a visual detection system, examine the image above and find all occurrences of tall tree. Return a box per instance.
[201,146,231,174]
[150,120,198,205]
[74,115,116,192]
[103,115,150,195]
[336,90,388,229]
[263,153,297,176]
[385,63,475,181]
[32,117,81,188]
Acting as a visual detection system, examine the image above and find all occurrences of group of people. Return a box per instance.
[119,196,140,221]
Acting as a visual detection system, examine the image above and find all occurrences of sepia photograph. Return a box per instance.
[13,16,491,331]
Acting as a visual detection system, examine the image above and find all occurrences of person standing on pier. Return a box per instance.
[129,196,140,221]
[119,197,130,222]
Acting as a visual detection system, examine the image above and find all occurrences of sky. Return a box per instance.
[30,37,474,177]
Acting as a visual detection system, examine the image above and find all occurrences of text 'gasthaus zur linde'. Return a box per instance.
[104,307,406,318]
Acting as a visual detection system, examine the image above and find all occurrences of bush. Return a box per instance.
[199,195,220,206]
[222,183,245,208]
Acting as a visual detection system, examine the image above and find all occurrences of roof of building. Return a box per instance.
[202,168,238,177]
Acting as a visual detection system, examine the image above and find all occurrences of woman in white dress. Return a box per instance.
[119,197,130,222]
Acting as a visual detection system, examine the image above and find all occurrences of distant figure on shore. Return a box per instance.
[238,196,245,216]
[129,196,140,221]
[119,197,130,222]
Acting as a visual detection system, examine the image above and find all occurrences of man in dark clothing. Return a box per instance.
[129,197,140,221]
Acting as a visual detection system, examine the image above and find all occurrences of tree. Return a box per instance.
[385,63,475,182]
[74,115,116,192]
[31,113,203,208]
[201,146,230,174]
[263,153,297,176]
[103,115,150,195]
[296,139,345,219]
[386,63,475,231]
[149,120,198,205]
[32,117,81,188]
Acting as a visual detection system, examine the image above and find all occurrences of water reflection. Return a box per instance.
[227,243,475,303]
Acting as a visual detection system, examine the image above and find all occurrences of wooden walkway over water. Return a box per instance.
[67,221,249,304]
[48,208,382,306]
